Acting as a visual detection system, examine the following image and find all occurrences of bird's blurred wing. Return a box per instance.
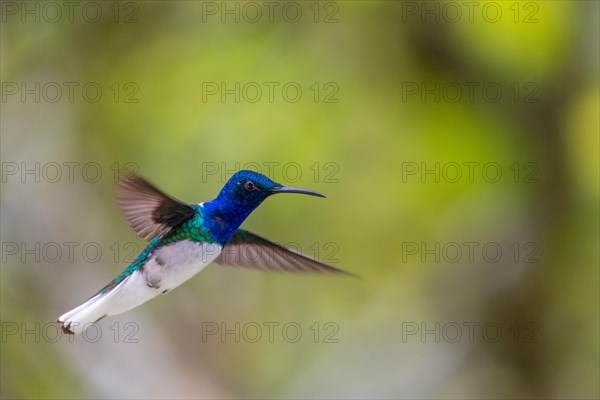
[215,229,354,276]
[117,174,196,240]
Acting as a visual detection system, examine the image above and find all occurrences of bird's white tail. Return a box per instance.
[57,295,110,335]
[57,271,158,335]
[57,278,129,335]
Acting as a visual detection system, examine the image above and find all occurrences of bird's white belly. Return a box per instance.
[57,241,224,331]
[147,240,223,291]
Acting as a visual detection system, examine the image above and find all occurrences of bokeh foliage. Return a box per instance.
[1,1,598,399]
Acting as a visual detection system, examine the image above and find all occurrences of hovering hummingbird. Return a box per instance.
[58,170,350,334]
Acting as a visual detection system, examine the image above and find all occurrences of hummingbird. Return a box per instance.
[58,170,350,334]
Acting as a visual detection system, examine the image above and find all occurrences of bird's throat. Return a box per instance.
[201,200,255,245]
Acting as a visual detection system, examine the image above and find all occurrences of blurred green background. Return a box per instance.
[1,1,598,399]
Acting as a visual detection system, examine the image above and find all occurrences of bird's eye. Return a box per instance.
[244,181,257,191]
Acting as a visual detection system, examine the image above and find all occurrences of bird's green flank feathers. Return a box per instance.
[96,211,216,295]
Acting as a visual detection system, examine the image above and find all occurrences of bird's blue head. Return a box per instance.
[203,170,325,244]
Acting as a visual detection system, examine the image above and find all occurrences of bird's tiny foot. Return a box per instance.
[146,279,161,289]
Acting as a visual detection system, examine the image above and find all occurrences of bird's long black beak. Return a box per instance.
[270,185,326,198]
